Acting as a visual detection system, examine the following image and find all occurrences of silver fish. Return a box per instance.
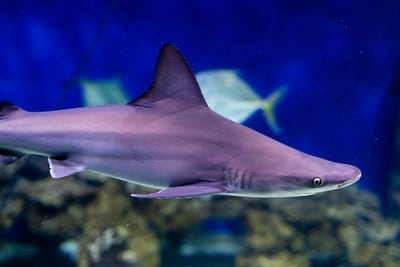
[197,69,287,134]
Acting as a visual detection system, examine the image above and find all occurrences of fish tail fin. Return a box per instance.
[260,85,288,135]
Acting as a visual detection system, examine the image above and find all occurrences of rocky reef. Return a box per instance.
[0,157,160,267]
[1,156,400,267]
[78,181,159,267]
[236,188,400,267]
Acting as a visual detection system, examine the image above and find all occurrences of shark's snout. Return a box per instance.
[353,166,362,180]
[337,165,361,188]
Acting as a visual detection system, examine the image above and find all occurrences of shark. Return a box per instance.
[0,44,361,198]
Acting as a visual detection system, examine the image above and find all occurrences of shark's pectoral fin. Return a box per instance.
[48,157,85,178]
[131,182,226,199]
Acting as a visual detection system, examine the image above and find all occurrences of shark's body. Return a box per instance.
[0,44,361,198]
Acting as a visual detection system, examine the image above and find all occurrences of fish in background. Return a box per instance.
[196,69,287,135]
[80,70,287,134]
[179,217,244,256]
[80,78,130,106]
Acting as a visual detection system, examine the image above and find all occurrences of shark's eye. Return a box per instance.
[312,177,323,187]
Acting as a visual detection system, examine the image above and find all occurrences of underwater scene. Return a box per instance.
[1,1,400,266]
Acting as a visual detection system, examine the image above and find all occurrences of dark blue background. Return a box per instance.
[1,0,399,200]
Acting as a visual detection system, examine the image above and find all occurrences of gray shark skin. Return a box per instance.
[0,44,361,198]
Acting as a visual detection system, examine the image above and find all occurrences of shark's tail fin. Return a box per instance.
[260,85,288,135]
[0,101,24,166]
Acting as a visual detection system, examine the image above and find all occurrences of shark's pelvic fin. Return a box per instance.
[0,153,19,167]
[48,157,85,178]
[131,182,226,199]
[129,44,208,107]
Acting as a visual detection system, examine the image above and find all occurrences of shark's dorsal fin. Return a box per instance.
[129,44,208,107]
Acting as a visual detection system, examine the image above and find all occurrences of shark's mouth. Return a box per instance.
[337,167,362,189]
[337,177,360,189]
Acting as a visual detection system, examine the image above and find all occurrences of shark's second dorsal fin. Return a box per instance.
[0,101,25,119]
[129,44,208,107]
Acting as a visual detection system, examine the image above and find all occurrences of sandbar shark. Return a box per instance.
[0,44,361,198]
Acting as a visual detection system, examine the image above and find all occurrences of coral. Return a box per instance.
[78,181,159,267]
[235,187,400,267]
[236,252,309,267]
[136,197,211,238]
[13,177,97,208]
[244,210,295,252]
